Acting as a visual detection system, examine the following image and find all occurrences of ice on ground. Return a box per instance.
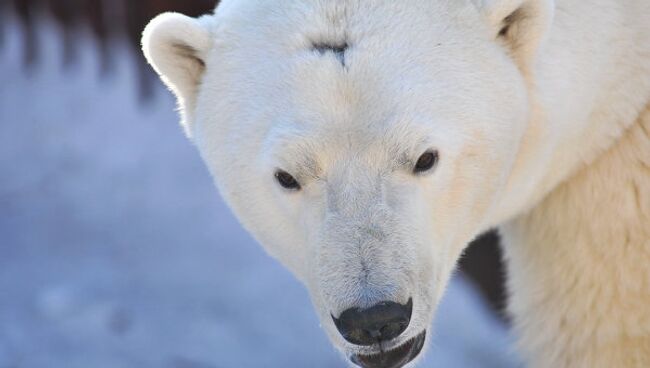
[0,16,521,368]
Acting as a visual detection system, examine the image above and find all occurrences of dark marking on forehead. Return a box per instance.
[312,42,348,66]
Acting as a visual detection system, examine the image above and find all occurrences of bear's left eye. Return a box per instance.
[275,170,301,190]
[413,150,439,174]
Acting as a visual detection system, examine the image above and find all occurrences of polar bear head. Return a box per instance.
[143,0,552,366]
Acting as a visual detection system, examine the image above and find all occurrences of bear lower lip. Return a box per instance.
[350,330,426,368]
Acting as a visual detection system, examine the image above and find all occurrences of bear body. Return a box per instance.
[142,0,650,366]
[502,108,650,368]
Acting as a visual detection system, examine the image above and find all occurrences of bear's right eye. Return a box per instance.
[275,170,301,190]
[413,150,439,174]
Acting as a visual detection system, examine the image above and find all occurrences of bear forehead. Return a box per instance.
[208,0,509,162]
[214,0,491,103]
[212,0,495,105]
[217,0,479,55]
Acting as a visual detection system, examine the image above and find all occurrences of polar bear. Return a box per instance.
[141,0,650,367]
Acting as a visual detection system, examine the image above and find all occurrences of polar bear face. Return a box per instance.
[143,0,551,366]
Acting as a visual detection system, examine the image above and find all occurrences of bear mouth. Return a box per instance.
[350,330,426,368]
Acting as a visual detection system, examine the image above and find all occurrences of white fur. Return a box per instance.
[142,12,214,134]
[142,0,650,366]
[502,107,650,367]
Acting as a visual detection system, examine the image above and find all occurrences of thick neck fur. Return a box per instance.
[496,1,650,365]
[501,105,650,367]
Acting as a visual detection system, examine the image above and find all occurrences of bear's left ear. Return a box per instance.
[142,12,213,135]
[476,0,554,76]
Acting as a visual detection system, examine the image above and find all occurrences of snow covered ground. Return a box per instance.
[0,16,522,368]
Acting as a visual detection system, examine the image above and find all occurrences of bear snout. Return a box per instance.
[331,298,413,346]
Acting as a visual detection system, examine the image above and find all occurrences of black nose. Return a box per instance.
[332,298,413,346]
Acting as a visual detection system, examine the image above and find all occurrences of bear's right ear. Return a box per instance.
[142,12,213,135]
